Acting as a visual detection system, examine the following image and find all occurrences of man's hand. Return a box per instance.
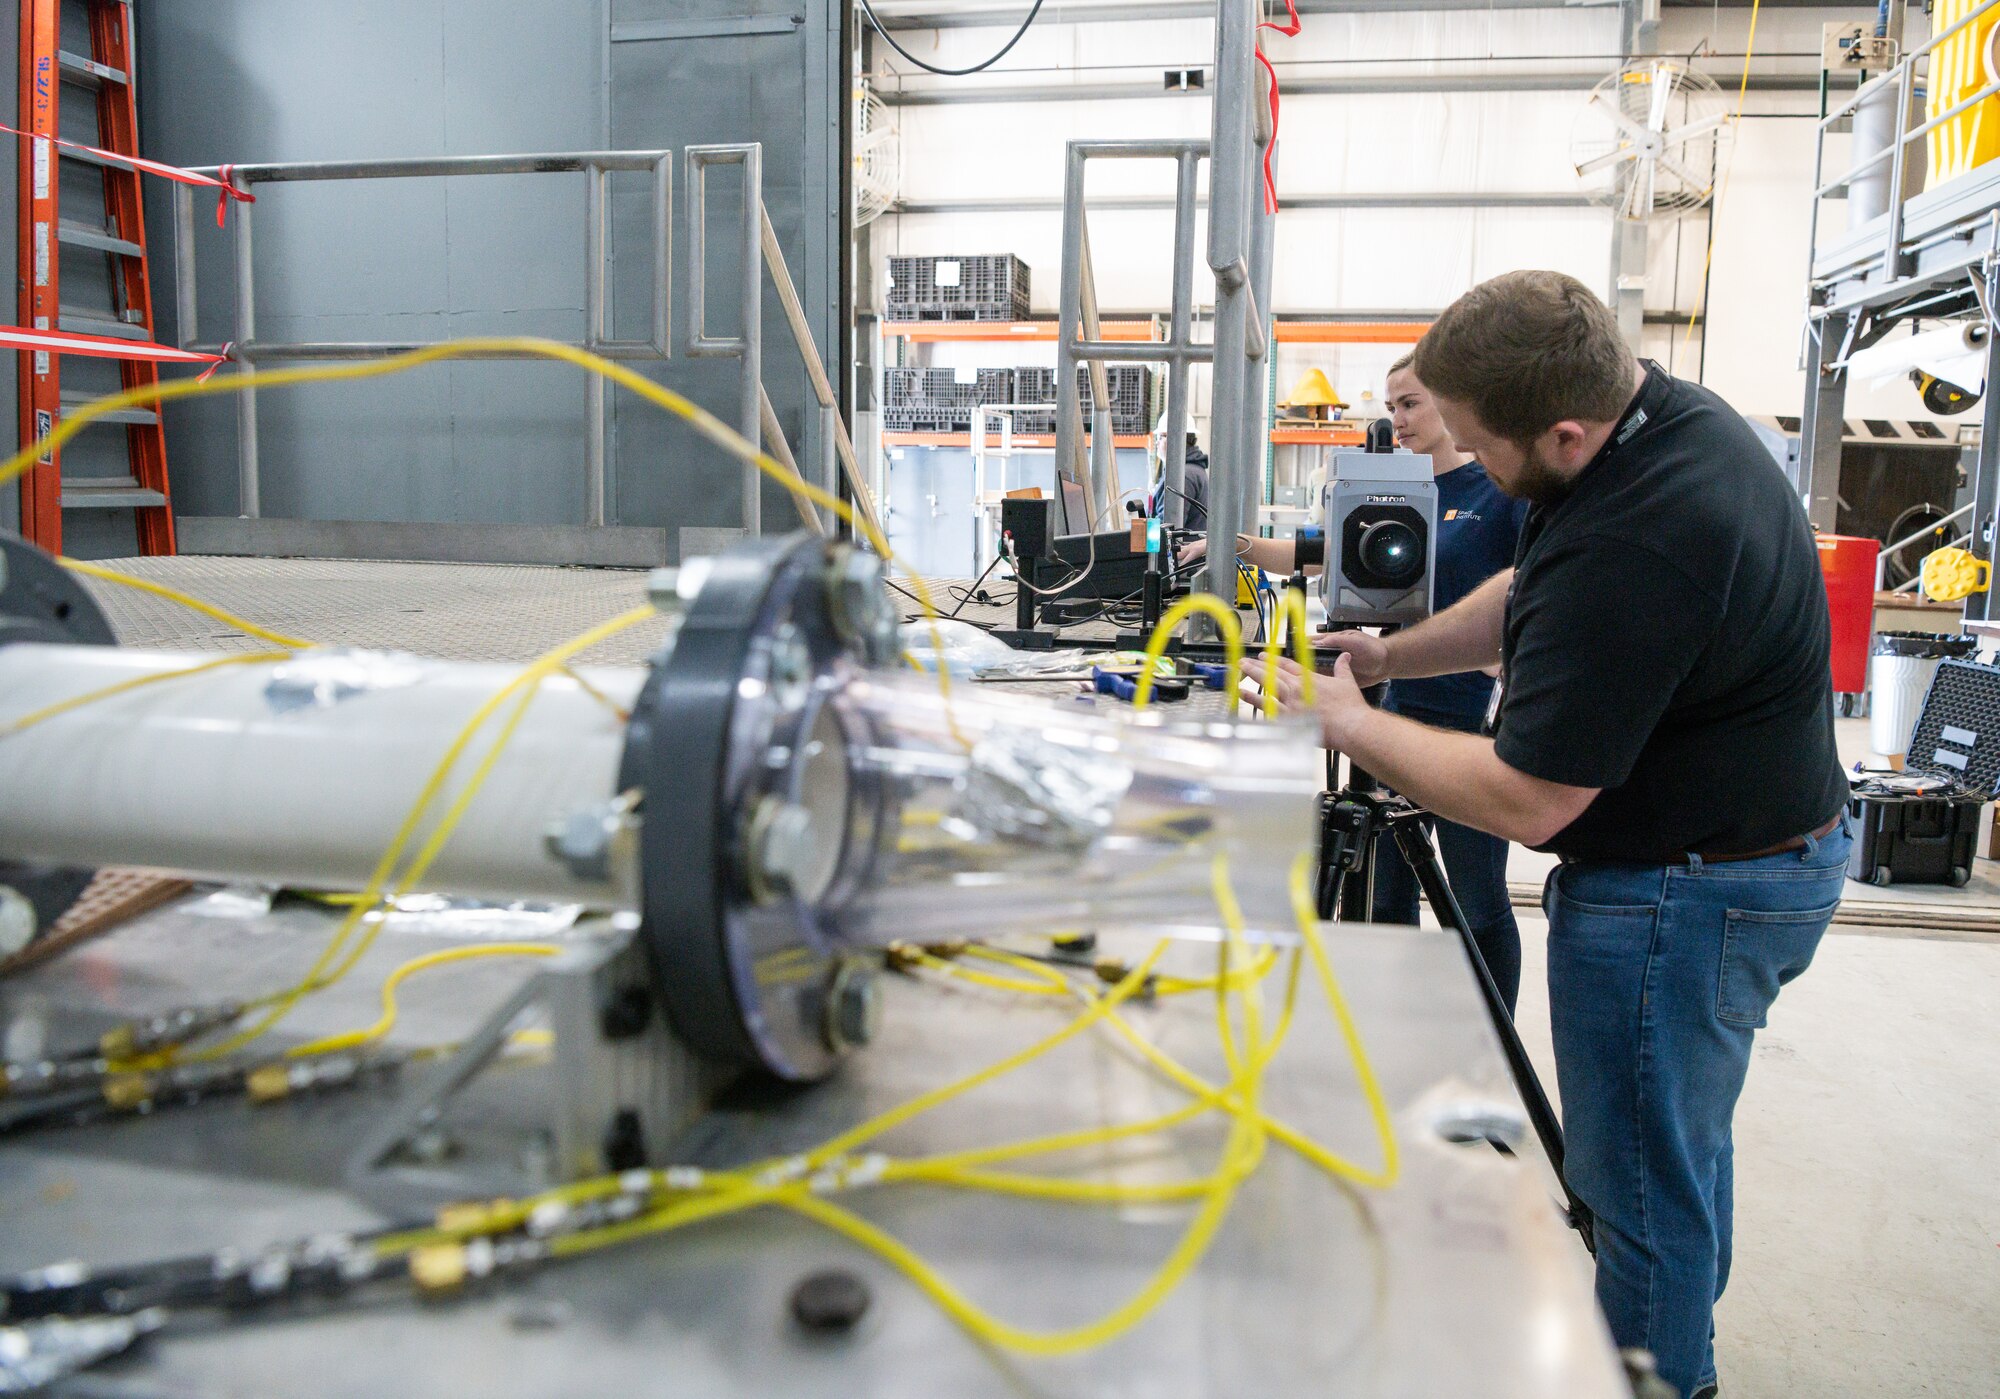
[1241,652,1371,750]
[1310,630,1392,688]
[1176,535,1208,567]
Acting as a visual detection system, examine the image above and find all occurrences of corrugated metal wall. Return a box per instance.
[134,0,840,557]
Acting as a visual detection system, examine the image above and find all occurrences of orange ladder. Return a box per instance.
[16,0,175,554]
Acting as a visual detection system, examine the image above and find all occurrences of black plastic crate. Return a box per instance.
[1846,656,2000,886]
[882,367,1016,432]
[885,254,1030,318]
[1011,365,1153,436]
[883,299,1029,324]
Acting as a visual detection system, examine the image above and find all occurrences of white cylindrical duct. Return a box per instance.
[0,644,647,906]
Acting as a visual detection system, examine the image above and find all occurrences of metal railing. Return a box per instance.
[1877,500,1974,591]
[172,145,880,548]
[173,150,674,526]
[1053,139,1210,540]
[1807,0,2000,296]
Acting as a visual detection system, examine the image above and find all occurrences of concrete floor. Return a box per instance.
[1509,917,2000,1398]
[63,557,2000,1396]
[1494,715,2000,1396]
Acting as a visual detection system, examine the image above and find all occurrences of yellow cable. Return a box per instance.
[1261,585,1316,718]
[1682,0,1760,357]
[284,942,557,1059]
[58,558,313,650]
[1287,851,1399,1189]
[799,940,1171,1170]
[0,336,962,733]
[382,857,1393,1363]
[0,650,290,738]
[1135,593,1243,708]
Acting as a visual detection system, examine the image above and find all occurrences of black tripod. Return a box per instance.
[1316,774,1597,1253]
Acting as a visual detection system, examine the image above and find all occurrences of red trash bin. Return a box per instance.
[1817,533,1880,694]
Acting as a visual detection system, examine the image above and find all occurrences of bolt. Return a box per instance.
[824,963,881,1052]
[599,984,653,1042]
[826,545,900,667]
[602,1109,647,1172]
[757,802,817,898]
[407,1127,456,1166]
[543,794,637,883]
[646,556,713,612]
[789,1268,870,1334]
[0,887,37,959]
[769,623,814,709]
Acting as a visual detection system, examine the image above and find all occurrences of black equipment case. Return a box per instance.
[1847,656,2000,887]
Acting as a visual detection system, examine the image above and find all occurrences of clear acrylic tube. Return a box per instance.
[820,671,1323,945]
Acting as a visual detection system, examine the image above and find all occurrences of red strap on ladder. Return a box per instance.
[0,123,255,225]
[0,322,224,365]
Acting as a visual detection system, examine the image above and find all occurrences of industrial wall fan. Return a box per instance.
[1570,59,1729,223]
[854,80,901,226]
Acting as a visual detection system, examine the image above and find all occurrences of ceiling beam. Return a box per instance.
[891,191,1600,214]
[879,70,1822,104]
[870,0,1622,29]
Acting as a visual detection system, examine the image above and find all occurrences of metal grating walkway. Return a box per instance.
[74,556,672,666]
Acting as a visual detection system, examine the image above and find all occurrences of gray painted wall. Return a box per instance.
[136,0,839,558]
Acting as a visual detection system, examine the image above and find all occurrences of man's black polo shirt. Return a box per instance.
[1495,362,1849,863]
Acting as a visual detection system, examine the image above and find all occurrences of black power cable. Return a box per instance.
[859,0,1050,77]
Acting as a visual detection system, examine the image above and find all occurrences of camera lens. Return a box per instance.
[1357,520,1422,587]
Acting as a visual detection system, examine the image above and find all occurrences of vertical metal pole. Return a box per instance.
[1203,0,1255,610]
[1079,227,1117,528]
[583,165,608,527]
[1053,143,1088,535]
[1883,59,1914,278]
[740,145,763,537]
[172,185,198,348]
[1967,309,2000,625]
[1244,131,1277,533]
[1161,149,1197,528]
[230,173,260,519]
[1799,308,1849,532]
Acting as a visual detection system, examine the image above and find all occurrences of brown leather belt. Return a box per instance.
[1693,814,1842,865]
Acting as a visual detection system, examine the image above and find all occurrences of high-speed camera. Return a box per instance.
[1317,448,1437,627]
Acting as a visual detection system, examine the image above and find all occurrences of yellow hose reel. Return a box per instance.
[1920,546,1993,602]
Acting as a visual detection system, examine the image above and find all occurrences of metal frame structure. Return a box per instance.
[172,150,673,529]
[171,144,881,550]
[1049,0,1273,611]
[685,144,764,535]
[1801,0,2000,624]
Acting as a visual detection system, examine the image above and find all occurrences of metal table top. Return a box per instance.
[0,898,1619,1398]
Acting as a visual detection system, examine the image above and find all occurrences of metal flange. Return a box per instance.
[617,533,888,1082]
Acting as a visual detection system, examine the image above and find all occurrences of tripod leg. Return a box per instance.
[1389,820,1597,1255]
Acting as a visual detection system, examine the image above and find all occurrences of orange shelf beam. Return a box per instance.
[882,431,1150,449]
[1277,321,1430,344]
[1270,426,1366,445]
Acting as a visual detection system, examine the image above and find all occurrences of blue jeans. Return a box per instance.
[1545,818,1850,1397]
[1369,814,1522,1014]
